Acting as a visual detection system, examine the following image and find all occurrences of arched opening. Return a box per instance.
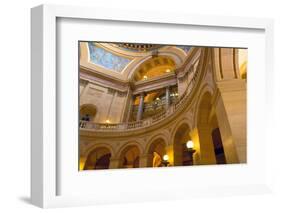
[133,56,176,81]
[197,92,217,164]
[212,128,226,164]
[209,115,226,164]
[119,145,140,168]
[80,104,97,121]
[173,123,191,166]
[83,147,112,170]
[147,138,166,167]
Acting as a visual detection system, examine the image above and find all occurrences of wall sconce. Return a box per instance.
[186,140,194,149]
[186,140,196,165]
[162,154,170,167]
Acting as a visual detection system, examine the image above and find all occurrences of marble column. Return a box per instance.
[165,86,170,110]
[137,92,144,121]
[139,154,154,168]
[109,158,120,169]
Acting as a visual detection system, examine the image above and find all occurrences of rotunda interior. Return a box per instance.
[79,41,247,170]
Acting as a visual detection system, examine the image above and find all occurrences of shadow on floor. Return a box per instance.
[18,196,31,205]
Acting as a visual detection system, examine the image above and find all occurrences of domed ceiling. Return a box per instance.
[88,42,132,72]
[87,42,191,76]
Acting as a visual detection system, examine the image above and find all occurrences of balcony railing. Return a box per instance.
[80,54,202,131]
[131,96,178,120]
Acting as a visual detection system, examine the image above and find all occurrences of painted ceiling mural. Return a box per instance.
[88,42,191,73]
[88,42,131,72]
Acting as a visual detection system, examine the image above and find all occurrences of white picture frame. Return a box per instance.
[31,4,274,208]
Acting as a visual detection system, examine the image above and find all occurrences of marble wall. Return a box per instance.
[80,81,128,123]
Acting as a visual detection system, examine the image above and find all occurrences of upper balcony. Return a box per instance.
[80,48,206,132]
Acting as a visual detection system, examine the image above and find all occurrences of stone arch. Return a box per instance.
[83,143,114,158]
[145,133,169,153]
[193,83,214,128]
[144,135,168,167]
[83,145,113,170]
[172,121,192,166]
[195,90,217,165]
[117,141,143,168]
[79,104,97,121]
[197,91,212,124]
[126,50,185,81]
[116,141,144,158]
[171,118,193,143]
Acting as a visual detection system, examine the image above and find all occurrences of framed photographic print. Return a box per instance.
[31,4,274,208]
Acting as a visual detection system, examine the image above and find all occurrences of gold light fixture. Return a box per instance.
[163,154,169,161]
[186,140,194,149]
[162,154,170,167]
[186,140,196,165]
[143,75,148,80]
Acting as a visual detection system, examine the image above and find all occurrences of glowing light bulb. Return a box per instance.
[186,140,194,149]
[163,154,169,161]
[143,75,148,80]
[166,69,171,73]
[156,97,160,101]
[105,119,110,124]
